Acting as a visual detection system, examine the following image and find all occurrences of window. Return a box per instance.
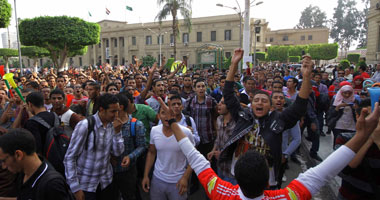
[301,35,305,41]
[99,42,101,48]
[146,35,152,45]
[282,35,288,41]
[183,56,188,61]
[132,36,136,46]
[170,34,174,44]
[269,37,273,42]
[171,54,174,58]
[120,37,124,47]
[79,57,82,66]
[106,39,109,47]
[157,35,164,44]
[225,52,231,58]
[308,35,313,40]
[183,33,189,43]
[121,58,125,65]
[114,38,117,47]
[211,31,216,41]
[69,58,73,65]
[197,32,202,42]
[225,30,231,41]
[256,36,260,42]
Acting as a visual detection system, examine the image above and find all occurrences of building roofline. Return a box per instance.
[267,27,329,33]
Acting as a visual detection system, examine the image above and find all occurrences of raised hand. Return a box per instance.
[301,55,313,80]
[231,48,244,65]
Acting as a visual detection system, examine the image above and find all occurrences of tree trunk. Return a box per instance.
[172,10,177,60]
[58,45,68,72]
[5,57,9,74]
[33,58,38,72]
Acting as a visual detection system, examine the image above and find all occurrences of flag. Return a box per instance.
[126,6,133,11]
[88,11,92,17]
[106,8,111,15]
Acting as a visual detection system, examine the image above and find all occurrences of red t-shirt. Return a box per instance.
[198,168,312,200]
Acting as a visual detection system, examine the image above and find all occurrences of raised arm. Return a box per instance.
[139,62,157,100]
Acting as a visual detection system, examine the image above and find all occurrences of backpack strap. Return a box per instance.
[85,116,96,151]
[130,118,137,137]
[185,115,192,127]
[30,116,52,129]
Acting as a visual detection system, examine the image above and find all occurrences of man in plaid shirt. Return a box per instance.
[64,94,125,200]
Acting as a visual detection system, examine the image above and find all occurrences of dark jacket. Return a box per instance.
[219,81,308,180]
[327,103,357,130]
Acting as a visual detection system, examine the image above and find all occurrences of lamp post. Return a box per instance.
[145,26,167,67]
[253,20,261,69]
[14,0,23,75]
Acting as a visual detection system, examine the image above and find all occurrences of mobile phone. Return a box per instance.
[301,50,305,58]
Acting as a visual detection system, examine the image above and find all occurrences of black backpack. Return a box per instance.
[30,113,69,176]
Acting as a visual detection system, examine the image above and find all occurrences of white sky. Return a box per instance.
[1,0,366,36]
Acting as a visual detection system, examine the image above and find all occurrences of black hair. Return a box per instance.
[252,90,271,105]
[168,92,182,102]
[134,73,142,78]
[98,93,119,110]
[194,78,205,87]
[26,92,45,108]
[273,75,283,81]
[106,83,118,92]
[88,82,100,90]
[171,84,181,89]
[56,76,65,81]
[272,80,284,87]
[121,91,134,103]
[152,79,163,87]
[69,104,86,116]
[234,150,269,198]
[270,91,285,98]
[359,65,367,72]
[220,75,227,80]
[288,77,299,85]
[50,89,65,99]
[0,128,36,156]
[243,76,255,83]
[115,93,129,112]
[356,98,371,114]
[25,81,39,90]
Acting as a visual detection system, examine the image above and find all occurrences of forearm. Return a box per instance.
[144,150,156,178]
[111,132,124,156]
[226,61,238,81]
[182,164,193,180]
[298,76,311,99]
[348,138,373,168]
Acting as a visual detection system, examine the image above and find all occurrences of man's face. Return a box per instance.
[271,93,285,111]
[213,74,219,82]
[0,148,20,173]
[62,75,69,83]
[126,86,134,95]
[127,80,136,89]
[168,79,176,87]
[64,87,74,95]
[195,82,206,97]
[171,86,180,93]
[135,75,143,85]
[220,79,226,89]
[100,103,120,123]
[169,98,183,116]
[87,85,98,99]
[322,73,329,80]
[41,88,51,100]
[0,81,6,90]
[251,93,271,118]
[70,79,76,86]
[184,77,192,87]
[57,78,65,89]
[51,94,65,109]
[20,77,26,84]
[74,84,83,95]
[159,107,171,127]
[246,80,255,91]
[0,90,6,103]
[253,72,259,80]
[266,79,273,89]
[107,86,119,95]
[153,81,165,96]
[48,78,56,88]
[314,75,321,84]
[40,81,49,89]
[286,79,295,89]
[78,75,86,84]
[338,70,345,78]
[272,83,283,92]
[217,97,228,115]
[114,80,122,89]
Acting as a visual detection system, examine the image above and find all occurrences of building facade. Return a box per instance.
[366,0,380,64]
[265,28,329,46]
[1,32,18,49]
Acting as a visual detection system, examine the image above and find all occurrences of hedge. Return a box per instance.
[289,56,300,63]
[347,53,360,64]
[340,59,350,70]
[267,46,289,62]
[308,43,338,60]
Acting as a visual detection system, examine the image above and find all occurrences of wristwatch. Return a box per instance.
[168,118,176,126]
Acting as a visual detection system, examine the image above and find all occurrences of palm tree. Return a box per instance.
[156,0,192,60]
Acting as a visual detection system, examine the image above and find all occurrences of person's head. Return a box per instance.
[243,77,255,92]
[56,76,66,90]
[78,74,86,84]
[106,83,119,95]
[339,85,354,99]
[69,78,76,86]
[170,84,181,93]
[98,93,120,123]
[0,89,6,103]
[20,76,27,84]
[115,93,129,113]
[48,77,56,88]
[122,91,135,110]
[87,82,100,100]
[194,78,206,97]
[25,81,39,91]
[234,150,269,198]
[168,94,183,116]
[152,79,165,97]
[271,91,285,111]
[64,86,74,95]
[0,129,38,173]
[359,65,366,73]
[271,81,283,92]
[376,64,380,71]
[219,75,226,89]
[74,84,83,96]
[168,78,176,88]
[127,78,136,89]
[114,79,123,90]
[217,97,229,115]
[50,89,66,110]
[313,73,322,84]
[40,80,49,89]
[26,92,45,115]
[134,73,143,86]
[265,78,274,90]
[41,87,51,101]
[338,69,345,78]
[251,90,271,118]
[213,72,219,82]
[183,75,192,87]
[322,72,329,80]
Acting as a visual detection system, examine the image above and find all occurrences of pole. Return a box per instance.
[238,14,242,73]
[159,34,162,67]
[14,0,23,76]
[242,0,250,71]
[253,31,257,69]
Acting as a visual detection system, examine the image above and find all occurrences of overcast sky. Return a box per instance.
[2,0,366,35]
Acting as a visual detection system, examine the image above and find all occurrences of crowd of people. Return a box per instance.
[0,48,379,200]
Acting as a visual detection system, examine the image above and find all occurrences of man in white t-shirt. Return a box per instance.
[142,98,195,200]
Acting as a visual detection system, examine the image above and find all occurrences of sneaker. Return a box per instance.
[310,153,323,161]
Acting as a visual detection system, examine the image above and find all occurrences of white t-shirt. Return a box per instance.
[150,124,195,183]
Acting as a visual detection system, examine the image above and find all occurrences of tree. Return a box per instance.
[295,5,327,29]
[347,53,360,64]
[288,45,308,57]
[0,0,11,28]
[19,16,100,71]
[289,56,301,63]
[0,48,18,72]
[156,0,192,60]
[357,0,369,48]
[142,55,157,67]
[331,0,361,52]
[21,46,50,71]
[267,46,289,62]
[340,59,350,70]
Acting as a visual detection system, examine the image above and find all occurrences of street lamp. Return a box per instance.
[142,25,167,66]
[253,20,261,69]
[14,0,23,75]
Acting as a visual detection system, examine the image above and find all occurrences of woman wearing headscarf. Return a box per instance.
[352,75,364,90]
[327,85,358,149]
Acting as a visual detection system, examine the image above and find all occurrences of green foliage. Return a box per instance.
[357,0,369,48]
[339,59,350,70]
[296,5,327,29]
[142,55,157,67]
[165,58,175,69]
[19,16,100,70]
[308,43,338,60]
[21,46,49,58]
[288,45,308,57]
[267,46,289,62]
[0,48,18,57]
[255,52,266,61]
[0,0,12,28]
[222,57,231,69]
[357,60,367,68]
[347,53,360,64]
[289,56,301,63]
